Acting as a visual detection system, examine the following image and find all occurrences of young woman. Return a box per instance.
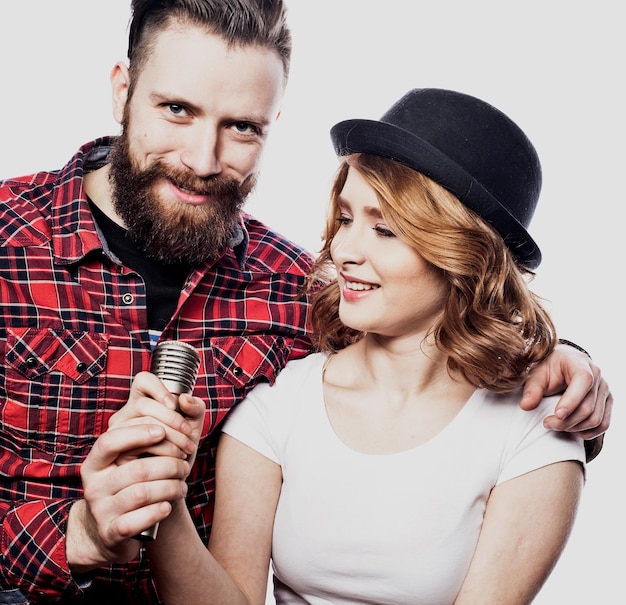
[115,88,586,604]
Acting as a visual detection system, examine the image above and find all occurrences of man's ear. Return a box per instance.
[110,61,131,125]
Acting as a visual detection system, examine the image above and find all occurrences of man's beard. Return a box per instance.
[107,132,255,265]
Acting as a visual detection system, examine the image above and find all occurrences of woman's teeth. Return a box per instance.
[345,281,378,291]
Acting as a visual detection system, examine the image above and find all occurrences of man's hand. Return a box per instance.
[66,372,205,573]
[108,371,204,464]
[67,424,190,573]
[108,371,206,466]
[520,343,612,440]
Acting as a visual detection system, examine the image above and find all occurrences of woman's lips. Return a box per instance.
[340,275,380,302]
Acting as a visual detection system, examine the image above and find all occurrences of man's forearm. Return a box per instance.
[1,498,81,601]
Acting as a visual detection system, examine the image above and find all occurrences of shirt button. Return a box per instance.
[122,293,134,304]
[76,362,88,373]
[233,366,243,377]
[26,356,38,368]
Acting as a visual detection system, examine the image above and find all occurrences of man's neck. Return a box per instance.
[83,164,126,228]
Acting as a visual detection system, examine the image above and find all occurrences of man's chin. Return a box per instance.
[130,215,235,265]
[139,239,221,266]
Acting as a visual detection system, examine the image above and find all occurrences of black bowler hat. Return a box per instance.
[330,88,543,269]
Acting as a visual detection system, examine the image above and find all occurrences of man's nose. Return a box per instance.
[180,127,222,177]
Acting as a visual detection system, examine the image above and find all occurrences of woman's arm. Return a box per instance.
[454,460,584,605]
[147,433,281,605]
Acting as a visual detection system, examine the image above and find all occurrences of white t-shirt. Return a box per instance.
[222,352,585,605]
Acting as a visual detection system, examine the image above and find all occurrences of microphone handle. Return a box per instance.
[134,341,200,541]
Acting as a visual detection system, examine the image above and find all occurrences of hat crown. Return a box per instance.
[330,88,543,268]
[380,88,542,230]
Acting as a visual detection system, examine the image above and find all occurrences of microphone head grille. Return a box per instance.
[150,341,201,394]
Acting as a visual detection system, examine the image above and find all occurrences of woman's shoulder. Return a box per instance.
[243,351,328,410]
[476,389,560,420]
[222,352,329,462]
[471,389,585,483]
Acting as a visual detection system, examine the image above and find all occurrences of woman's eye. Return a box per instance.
[374,225,396,238]
[335,216,351,226]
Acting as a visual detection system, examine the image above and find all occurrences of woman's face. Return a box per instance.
[330,167,449,341]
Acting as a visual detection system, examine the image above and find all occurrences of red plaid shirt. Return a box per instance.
[0,138,315,603]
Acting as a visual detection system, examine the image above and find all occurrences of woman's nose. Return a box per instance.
[331,226,367,266]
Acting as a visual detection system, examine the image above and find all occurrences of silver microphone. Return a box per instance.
[135,340,201,541]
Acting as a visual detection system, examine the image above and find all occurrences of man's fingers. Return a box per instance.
[110,417,196,459]
[550,371,606,424]
[519,379,547,411]
[83,425,166,472]
[112,460,189,538]
[545,391,613,438]
[116,440,188,463]
[110,392,187,431]
[110,371,178,425]
[84,454,189,537]
[116,501,173,540]
[108,390,202,456]
[177,393,206,420]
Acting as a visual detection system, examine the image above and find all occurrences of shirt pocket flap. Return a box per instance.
[211,335,292,389]
[6,327,108,384]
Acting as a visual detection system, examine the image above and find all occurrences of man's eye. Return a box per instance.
[167,104,187,116]
[233,122,261,136]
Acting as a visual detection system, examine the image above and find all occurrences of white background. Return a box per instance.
[1,2,623,603]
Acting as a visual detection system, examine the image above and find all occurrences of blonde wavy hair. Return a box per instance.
[306,154,557,393]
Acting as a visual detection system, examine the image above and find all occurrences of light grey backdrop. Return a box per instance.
[1,2,623,603]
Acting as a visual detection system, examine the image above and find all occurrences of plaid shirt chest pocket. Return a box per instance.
[3,327,108,454]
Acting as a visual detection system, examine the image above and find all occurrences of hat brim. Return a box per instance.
[330,119,541,269]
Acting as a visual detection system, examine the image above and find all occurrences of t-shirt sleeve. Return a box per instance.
[221,355,322,465]
[497,394,586,485]
[221,381,283,464]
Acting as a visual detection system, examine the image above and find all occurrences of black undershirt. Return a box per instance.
[89,199,190,332]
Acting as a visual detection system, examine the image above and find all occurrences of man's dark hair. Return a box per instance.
[127,0,291,81]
